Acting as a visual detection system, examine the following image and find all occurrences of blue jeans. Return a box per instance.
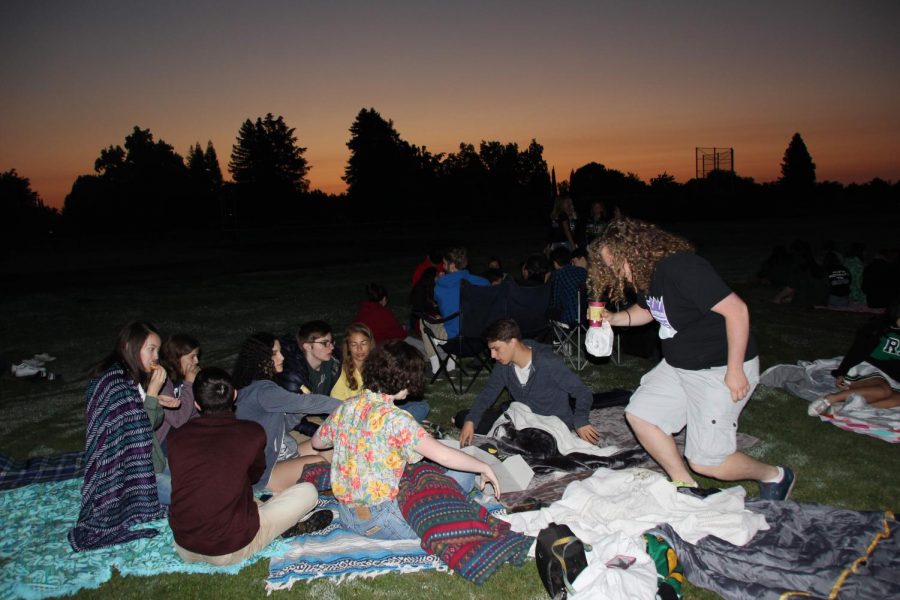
[156,466,172,506]
[338,500,419,540]
[397,399,430,423]
[444,468,476,494]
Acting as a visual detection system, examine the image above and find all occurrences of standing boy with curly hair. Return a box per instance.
[588,217,795,500]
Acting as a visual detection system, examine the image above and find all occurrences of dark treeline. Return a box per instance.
[3,113,899,242]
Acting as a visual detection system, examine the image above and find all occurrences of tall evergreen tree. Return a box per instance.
[204,141,223,188]
[343,108,422,213]
[779,132,816,189]
[187,140,223,191]
[229,113,309,194]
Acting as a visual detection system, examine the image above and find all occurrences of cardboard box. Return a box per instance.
[439,440,534,494]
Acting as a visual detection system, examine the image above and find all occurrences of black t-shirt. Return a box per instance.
[828,267,851,297]
[638,253,758,370]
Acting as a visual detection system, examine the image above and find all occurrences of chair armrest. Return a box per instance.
[414,310,460,325]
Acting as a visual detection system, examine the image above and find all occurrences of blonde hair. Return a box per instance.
[587,217,694,302]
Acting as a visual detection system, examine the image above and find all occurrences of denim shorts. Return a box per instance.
[337,499,418,540]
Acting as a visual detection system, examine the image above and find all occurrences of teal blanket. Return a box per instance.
[0,478,293,599]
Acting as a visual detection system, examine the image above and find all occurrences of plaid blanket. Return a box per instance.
[0,451,84,491]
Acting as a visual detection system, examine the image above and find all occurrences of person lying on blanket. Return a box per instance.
[808,297,900,415]
[168,367,332,566]
[588,217,795,500]
[458,318,601,447]
[311,340,501,540]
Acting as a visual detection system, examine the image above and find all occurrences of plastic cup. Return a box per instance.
[588,301,606,327]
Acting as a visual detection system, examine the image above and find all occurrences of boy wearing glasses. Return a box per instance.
[279,320,343,436]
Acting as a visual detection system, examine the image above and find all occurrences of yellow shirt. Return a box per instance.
[330,368,364,401]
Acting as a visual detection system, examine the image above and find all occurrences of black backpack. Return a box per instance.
[534,522,591,599]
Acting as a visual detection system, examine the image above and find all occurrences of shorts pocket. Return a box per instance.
[690,414,738,465]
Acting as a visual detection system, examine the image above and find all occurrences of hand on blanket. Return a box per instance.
[458,421,475,447]
[576,424,601,444]
[478,465,501,499]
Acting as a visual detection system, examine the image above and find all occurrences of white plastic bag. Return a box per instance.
[585,321,614,357]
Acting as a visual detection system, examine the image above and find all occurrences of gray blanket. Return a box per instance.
[651,499,900,600]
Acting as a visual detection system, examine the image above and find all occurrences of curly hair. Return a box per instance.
[362,340,425,398]
[232,332,277,390]
[587,217,694,302]
[159,333,200,381]
[341,323,374,393]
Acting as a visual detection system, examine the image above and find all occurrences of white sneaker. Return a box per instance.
[12,363,45,378]
[446,357,456,373]
[807,397,831,416]
[21,358,46,368]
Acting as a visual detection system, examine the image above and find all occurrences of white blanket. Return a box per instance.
[487,401,620,457]
[502,468,768,600]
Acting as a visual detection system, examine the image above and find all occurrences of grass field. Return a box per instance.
[1,217,897,599]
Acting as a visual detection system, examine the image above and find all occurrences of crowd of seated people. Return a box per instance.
[759,240,900,309]
[66,220,808,589]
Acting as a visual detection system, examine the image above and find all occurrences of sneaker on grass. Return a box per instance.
[758,466,795,501]
[807,397,831,416]
[281,509,334,538]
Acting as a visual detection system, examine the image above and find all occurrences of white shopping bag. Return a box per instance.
[585,321,614,357]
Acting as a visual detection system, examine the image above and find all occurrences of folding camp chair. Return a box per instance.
[507,280,551,343]
[419,281,506,394]
[551,288,589,370]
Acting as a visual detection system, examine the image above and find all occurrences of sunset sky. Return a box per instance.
[2,1,898,209]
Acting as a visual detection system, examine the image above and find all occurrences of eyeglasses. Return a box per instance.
[310,339,335,348]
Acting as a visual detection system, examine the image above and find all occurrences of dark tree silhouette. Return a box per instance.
[229,114,309,196]
[343,108,424,214]
[187,141,223,192]
[779,132,816,190]
[64,126,191,229]
[0,169,58,236]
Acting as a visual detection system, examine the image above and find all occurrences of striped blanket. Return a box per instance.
[68,364,164,551]
[398,464,533,584]
[269,463,527,590]
[267,494,446,591]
